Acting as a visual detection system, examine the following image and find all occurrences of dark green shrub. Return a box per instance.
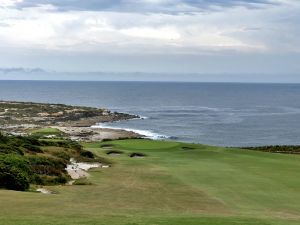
[0,167,30,191]
[65,141,82,151]
[54,174,68,184]
[102,138,112,142]
[23,136,41,146]
[22,143,43,153]
[39,140,82,151]
[80,150,94,158]
[0,133,8,143]
[0,154,31,191]
[0,143,24,155]
[244,145,300,154]
[31,174,44,185]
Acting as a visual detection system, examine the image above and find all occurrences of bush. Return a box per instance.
[0,154,31,191]
[0,143,24,155]
[80,150,94,159]
[0,133,8,143]
[0,133,89,190]
[27,155,66,170]
[36,174,68,185]
[52,150,71,161]
[27,155,68,185]
[39,140,82,151]
[73,178,92,185]
[22,143,43,153]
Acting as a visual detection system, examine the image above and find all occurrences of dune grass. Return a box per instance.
[1,139,300,225]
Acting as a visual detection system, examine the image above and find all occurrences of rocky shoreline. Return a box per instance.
[55,126,142,141]
[0,101,142,141]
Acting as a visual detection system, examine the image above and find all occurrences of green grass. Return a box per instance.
[1,139,300,224]
[31,127,62,135]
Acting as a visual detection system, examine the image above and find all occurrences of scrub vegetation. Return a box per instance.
[0,132,102,191]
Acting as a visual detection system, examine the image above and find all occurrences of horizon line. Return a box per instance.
[1,79,300,85]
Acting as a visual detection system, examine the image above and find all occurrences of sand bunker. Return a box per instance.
[36,188,53,194]
[106,150,123,156]
[66,158,108,180]
[182,146,196,150]
[129,153,146,158]
[101,144,115,150]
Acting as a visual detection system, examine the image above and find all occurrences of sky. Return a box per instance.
[0,0,299,81]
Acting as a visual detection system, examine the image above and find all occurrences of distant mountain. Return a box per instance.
[0,67,47,74]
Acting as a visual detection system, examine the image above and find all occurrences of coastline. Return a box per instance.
[0,100,142,141]
[55,126,142,141]
[91,123,169,140]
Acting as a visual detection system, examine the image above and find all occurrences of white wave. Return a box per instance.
[91,124,168,140]
[129,115,149,120]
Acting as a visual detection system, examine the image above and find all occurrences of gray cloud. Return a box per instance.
[1,0,299,79]
[15,0,277,13]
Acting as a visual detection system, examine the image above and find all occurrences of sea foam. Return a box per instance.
[91,124,168,140]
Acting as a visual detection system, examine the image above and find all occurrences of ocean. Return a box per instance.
[1,80,300,147]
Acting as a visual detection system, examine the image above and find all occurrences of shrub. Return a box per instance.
[22,143,43,153]
[0,133,8,143]
[0,133,88,190]
[39,140,82,151]
[27,155,66,170]
[73,178,92,185]
[27,155,69,185]
[80,150,94,159]
[0,154,31,191]
[36,174,68,185]
[0,143,24,155]
[52,150,71,161]
[23,136,41,146]
[101,138,112,142]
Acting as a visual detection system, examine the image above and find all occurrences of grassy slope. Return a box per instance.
[1,139,300,225]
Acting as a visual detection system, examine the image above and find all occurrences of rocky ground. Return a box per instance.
[0,101,142,141]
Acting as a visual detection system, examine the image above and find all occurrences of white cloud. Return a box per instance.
[0,0,21,7]
[120,26,181,40]
[0,0,299,74]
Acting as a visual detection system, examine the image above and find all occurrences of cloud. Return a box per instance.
[0,0,299,75]
[1,1,298,53]
[13,0,278,13]
[0,0,22,8]
[0,7,264,53]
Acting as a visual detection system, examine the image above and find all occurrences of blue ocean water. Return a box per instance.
[1,80,300,146]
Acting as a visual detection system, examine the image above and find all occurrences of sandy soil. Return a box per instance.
[36,188,53,194]
[66,158,109,180]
